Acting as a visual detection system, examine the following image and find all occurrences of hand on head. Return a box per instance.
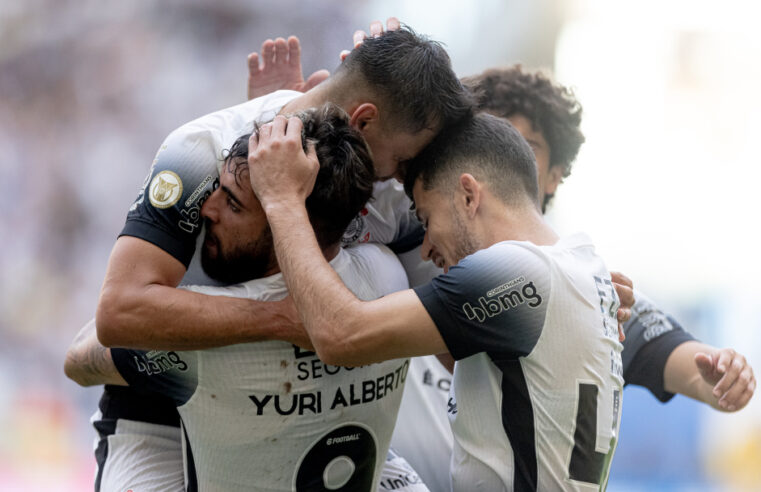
[247,116,319,211]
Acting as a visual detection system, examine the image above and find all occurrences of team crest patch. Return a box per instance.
[341,213,366,246]
[149,170,183,209]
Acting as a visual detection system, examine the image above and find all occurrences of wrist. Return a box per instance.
[261,197,306,218]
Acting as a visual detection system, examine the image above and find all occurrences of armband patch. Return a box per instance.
[149,170,183,209]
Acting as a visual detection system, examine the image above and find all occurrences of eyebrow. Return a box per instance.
[526,138,544,150]
[221,184,245,209]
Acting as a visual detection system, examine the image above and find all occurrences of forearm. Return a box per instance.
[64,319,126,387]
[265,202,366,362]
[96,284,293,350]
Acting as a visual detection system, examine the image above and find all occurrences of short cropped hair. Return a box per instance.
[462,66,584,208]
[404,113,539,210]
[337,26,473,133]
[226,103,374,248]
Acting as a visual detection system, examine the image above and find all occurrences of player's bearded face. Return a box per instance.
[201,219,276,284]
[199,161,278,284]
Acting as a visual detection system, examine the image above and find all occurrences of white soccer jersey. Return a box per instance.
[341,179,421,250]
[112,244,411,491]
[414,234,624,491]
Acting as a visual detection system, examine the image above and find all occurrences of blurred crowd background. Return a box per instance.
[1,0,759,490]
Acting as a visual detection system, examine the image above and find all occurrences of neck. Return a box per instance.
[268,241,341,277]
[280,79,341,115]
[280,75,366,117]
[480,204,558,249]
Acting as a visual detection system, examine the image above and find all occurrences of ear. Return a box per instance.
[458,173,482,219]
[348,103,379,132]
[545,165,564,196]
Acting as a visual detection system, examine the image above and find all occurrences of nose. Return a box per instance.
[420,230,433,261]
[201,188,223,223]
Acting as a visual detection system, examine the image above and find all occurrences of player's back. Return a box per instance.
[440,234,624,491]
[178,244,410,491]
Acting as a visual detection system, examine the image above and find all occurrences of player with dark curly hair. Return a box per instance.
[462,66,584,212]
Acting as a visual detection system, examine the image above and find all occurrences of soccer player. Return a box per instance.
[66,105,424,490]
[77,26,469,492]
[246,111,626,491]
[462,65,754,413]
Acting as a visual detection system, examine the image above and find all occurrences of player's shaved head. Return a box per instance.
[404,113,540,210]
[333,26,473,134]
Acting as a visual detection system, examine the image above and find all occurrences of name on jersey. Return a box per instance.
[462,280,542,323]
[134,351,188,375]
[248,359,408,417]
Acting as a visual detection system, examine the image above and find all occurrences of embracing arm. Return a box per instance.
[664,341,755,412]
[64,319,127,387]
[95,236,302,350]
[266,202,444,365]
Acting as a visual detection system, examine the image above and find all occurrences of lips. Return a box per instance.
[203,230,219,255]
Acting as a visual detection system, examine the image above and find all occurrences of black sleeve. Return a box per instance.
[413,243,550,361]
[120,130,218,266]
[621,293,696,402]
[111,348,198,405]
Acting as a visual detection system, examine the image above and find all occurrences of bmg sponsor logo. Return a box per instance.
[135,351,188,375]
[462,281,542,323]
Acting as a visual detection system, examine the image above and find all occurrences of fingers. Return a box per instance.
[717,360,754,411]
[272,114,289,138]
[715,348,734,374]
[247,52,260,76]
[274,37,288,65]
[261,39,275,68]
[732,375,756,411]
[717,369,750,411]
[617,322,626,343]
[386,17,401,31]
[612,279,635,312]
[712,350,742,399]
[353,30,367,48]
[248,131,259,155]
[617,307,632,325]
[258,121,272,141]
[369,20,384,37]
[304,69,330,91]
[284,115,303,140]
[694,352,715,380]
[610,271,633,289]
[287,36,301,67]
[339,50,351,62]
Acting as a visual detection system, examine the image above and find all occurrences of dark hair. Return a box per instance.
[226,103,374,248]
[337,26,473,133]
[404,113,539,209]
[462,66,584,209]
